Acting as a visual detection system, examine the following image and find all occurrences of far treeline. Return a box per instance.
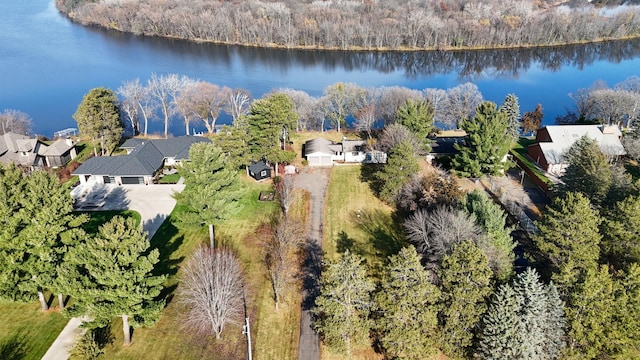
[56,0,640,51]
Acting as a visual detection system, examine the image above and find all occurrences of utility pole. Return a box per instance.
[242,290,252,360]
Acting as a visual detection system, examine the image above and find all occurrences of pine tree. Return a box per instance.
[173,142,243,248]
[558,135,612,205]
[513,268,550,359]
[396,99,435,152]
[72,87,123,155]
[213,124,251,170]
[452,101,513,178]
[614,264,640,357]
[246,93,298,171]
[499,93,521,142]
[375,246,441,359]
[313,251,375,357]
[566,266,617,358]
[478,284,522,360]
[376,140,420,203]
[534,192,601,295]
[438,241,493,358]
[601,194,640,269]
[66,216,166,346]
[462,190,515,281]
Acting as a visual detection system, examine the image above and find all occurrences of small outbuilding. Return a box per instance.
[249,159,271,181]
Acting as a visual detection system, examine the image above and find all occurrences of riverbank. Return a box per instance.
[55,0,640,53]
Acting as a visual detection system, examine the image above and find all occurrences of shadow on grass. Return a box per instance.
[359,164,382,196]
[0,334,27,360]
[351,209,406,274]
[150,216,185,306]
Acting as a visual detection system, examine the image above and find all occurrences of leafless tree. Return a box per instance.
[441,83,484,129]
[0,109,32,135]
[174,77,200,135]
[191,82,232,134]
[264,215,304,310]
[118,78,156,136]
[147,73,188,138]
[396,168,464,213]
[323,82,369,132]
[226,88,252,126]
[376,86,423,126]
[404,207,482,266]
[425,88,448,126]
[273,88,318,131]
[354,102,376,139]
[377,123,423,155]
[276,175,296,218]
[178,246,244,340]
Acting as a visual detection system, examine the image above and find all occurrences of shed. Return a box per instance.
[249,160,271,181]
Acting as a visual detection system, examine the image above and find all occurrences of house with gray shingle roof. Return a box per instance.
[72,136,209,185]
[303,138,386,166]
[0,132,77,169]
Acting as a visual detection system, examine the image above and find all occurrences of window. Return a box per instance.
[352,151,359,156]
[260,170,267,177]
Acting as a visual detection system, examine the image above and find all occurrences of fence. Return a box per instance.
[485,176,539,235]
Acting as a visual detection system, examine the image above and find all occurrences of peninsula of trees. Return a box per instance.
[56,0,640,51]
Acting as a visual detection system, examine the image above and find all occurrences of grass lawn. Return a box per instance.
[157,173,181,184]
[0,302,68,360]
[98,176,302,359]
[323,166,404,275]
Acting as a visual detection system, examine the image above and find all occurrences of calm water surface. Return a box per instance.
[1,0,639,137]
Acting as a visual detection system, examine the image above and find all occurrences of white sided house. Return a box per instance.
[304,138,386,166]
[527,124,626,176]
[72,136,209,186]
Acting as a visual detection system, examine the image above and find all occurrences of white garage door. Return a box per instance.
[308,155,332,166]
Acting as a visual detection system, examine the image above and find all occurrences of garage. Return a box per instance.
[120,176,145,185]
[306,153,333,166]
[304,138,335,167]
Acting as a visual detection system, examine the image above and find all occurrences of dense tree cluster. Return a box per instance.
[58,0,640,51]
[0,164,166,346]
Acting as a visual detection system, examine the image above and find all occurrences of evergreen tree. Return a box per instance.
[73,87,123,155]
[375,246,441,359]
[213,124,250,170]
[478,268,566,360]
[462,190,516,281]
[499,93,521,142]
[534,192,601,295]
[601,194,640,269]
[66,216,165,346]
[479,284,522,360]
[173,142,243,248]
[376,140,420,203]
[452,101,513,178]
[313,251,375,357]
[396,99,435,152]
[614,264,640,357]
[566,266,617,359]
[438,241,493,358]
[246,93,298,172]
[558,135,612,205]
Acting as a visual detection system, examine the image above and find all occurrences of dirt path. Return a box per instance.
[294,167,331,360]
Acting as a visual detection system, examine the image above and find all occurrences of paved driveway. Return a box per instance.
[75,183,185,238]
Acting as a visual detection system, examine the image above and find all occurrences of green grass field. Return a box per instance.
[323,166,404,276]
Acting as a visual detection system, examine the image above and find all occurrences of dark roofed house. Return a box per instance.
[303,138,386,166]
[248,159,271,181]
[0,132,77,169]
[73,136,209,186]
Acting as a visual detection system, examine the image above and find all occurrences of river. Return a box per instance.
[1,0,640,137]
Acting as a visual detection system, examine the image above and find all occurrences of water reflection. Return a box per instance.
[91,24,640,81]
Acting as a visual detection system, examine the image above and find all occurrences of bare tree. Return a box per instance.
[323,82,369,132]
[404,207,482,266]
[274,88,319,131]
[226,88,252,126]
[264,215,304,310]
[174,77,200,135]
[441,83,484,129]
[0,109,32,135]
[377,123,423,155]
[178,246,244,340]
[118,78,156,136]
[276,175,296,217]
[147,73,187,138]
[425,88,448,126]
[376,86,423,126]
[354,102,376,138]
[190,82,232,134]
